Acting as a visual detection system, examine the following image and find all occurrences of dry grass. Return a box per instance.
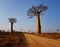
[37,33,60,40]
[0,32,28,47]
[0,31,60,47]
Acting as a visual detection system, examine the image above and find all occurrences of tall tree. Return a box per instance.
[8,18,17,33]
[27,4,48,34]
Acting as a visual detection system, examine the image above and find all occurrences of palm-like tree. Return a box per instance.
[8,18,17,33]
[27,4,48,34]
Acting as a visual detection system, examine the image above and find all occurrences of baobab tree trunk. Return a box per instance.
[36,15,41,34]
[11,22,13,33]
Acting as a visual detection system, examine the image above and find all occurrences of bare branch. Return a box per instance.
[8,18,17,23]
[27,4,48,17]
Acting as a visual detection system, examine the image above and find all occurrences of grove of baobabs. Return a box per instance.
[0,0,60,47]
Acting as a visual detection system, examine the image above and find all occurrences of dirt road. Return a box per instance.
[0,32,60,47]
[24,33,60,47]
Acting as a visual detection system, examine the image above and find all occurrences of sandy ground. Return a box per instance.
[0,33,60,47]
[24,33,60,47]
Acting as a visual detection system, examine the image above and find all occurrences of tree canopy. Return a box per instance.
[27,4,48,18]
[8,18,17,23]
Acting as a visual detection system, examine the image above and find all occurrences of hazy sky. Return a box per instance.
[0,0,60,33]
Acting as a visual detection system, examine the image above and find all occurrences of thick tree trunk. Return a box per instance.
[11,22,13,33]
[36,15,41,34]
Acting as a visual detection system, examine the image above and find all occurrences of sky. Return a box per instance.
[0,0,60,33]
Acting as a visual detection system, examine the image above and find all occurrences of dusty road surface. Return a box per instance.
[24,33,60,47]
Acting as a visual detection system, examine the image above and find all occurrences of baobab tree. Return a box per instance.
[8,18,17,33]
[27,4,48,34]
